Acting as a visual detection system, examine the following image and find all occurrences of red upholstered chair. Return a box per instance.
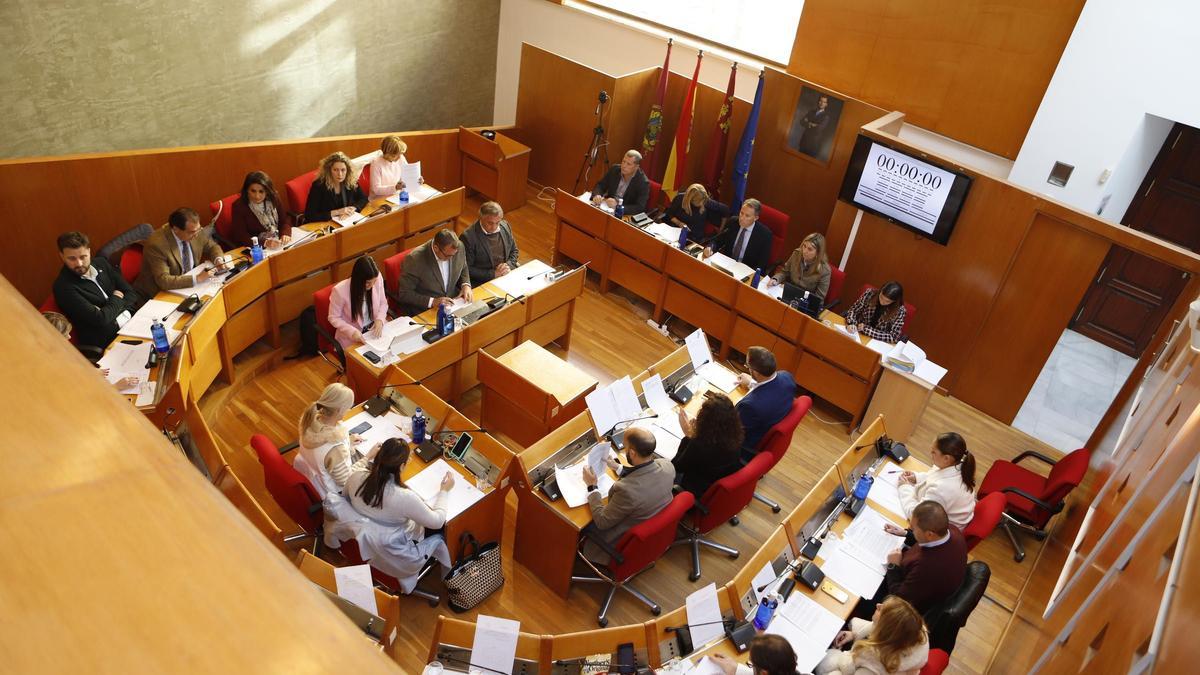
[250,433,323,552]
[978,448,1091,562]
[825,263,846,309]
[962,492,1007,552]
[382,248,414,312]
[285,169,317,224]
[572,491,694,627]
[674,452,774,581]
[337,538,441,606]
[208,193,239,249]
[647,179,665,218]
[857,284,916,337]
[357,162,372,196]
[312,284,346,374]
[751,395,812,513]
[920,649,950,675]
[119,245,143,285]
[757,203,789,267]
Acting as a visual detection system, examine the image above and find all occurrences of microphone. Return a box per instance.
[435,654,508,675]
[606,412,660,449]
[756,558,803,593]
[222,254,253,279]
[503,292,526,305]
[408,318,436,328]
[363,381,424,416]
[526,269,551,281]
[363,203,393,220]
[852,440,876,452]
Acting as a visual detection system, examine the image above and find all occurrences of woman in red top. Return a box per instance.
[230,171,293,249]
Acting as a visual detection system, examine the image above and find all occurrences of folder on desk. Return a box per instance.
[707,252,754,280]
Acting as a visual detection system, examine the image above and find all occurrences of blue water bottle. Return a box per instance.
[752,594,779,630]
[150,319,170,354]
[399,189,409,204]
[250,236,264,265]
[853,474,875,500]
[411,407,426,444]
[751,268,762,288]
[436,304,451,336]
[614,198,624,218]
[677,225,690,250]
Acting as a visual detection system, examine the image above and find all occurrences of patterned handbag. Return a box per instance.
[444,532,504,612]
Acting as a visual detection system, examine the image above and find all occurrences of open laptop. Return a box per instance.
[782,282,823,318]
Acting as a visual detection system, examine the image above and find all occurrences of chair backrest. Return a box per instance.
[858,284,916,336]
[1042,448,1091,510]
[250,434,322,534]
[285,169,318,218]
[963,492,1007,551]
[119,245,144,284]
[755,395,813,470]
[919,649,950,675]
[312,283,337,353]
[757,203,789,266]
[383,248,413,300]
[648,180,663,212]
[609,491,695,581]
[96,222,153,266]
[209,193,239,244]
[695,452,774,534]
[826,264,845,306]
[357,162,372,196]
[925,560,990,653]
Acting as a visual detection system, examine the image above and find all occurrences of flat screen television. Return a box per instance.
[838,134,973,245]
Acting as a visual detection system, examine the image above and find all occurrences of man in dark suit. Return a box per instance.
[581,427,676,565]
[704,198,773,272]
[396,228,472,316]
[592,149,650,216]
[735,346,797,451]
[134,207,224,297]
[865,500,968,616]
[461,201,520,287]
[52,231,143,350]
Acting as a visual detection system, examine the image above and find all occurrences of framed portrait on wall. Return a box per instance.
[785,87,843,165]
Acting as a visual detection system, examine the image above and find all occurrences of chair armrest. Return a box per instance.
[1000,487,1063,515]
[307,502,323,517]
[1012,450,1058,468]
[823,298,841,311]
[278,441,300,455]
[693,500,710,517]
[580,523,625,566]
[314,323,347,366]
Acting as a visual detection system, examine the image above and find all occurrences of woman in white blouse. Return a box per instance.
[294,383,366,546]
[897,432,977,530]
[345,438,454,592]
[368,135,419,200]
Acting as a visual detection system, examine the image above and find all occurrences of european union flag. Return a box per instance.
[731,71,765,213]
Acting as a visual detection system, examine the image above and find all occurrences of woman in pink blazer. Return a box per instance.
[328,256,389,349]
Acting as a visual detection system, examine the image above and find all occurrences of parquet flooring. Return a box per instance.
[201,187,1061,673]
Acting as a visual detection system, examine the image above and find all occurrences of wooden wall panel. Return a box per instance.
[0,129,467,305]
[788,0,1086,158]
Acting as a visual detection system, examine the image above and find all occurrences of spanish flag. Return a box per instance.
[660,50,703,198]
[640,39,672,179]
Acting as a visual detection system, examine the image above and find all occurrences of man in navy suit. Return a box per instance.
[704,198,773,273]
[735,346,796,451]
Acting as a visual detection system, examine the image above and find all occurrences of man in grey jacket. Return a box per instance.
[581,427,676,564]
[396,228,472,316]
[461,201,520,287]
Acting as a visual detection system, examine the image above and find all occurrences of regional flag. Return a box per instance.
[641,39,672,179]
[701,62,737,200]
[731,70,765,212]
[660,51,704,198]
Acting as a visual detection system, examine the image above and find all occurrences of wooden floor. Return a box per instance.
[201,187,1061,674]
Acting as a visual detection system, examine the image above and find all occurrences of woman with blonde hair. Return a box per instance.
[294,383,368,546]
[663,183,716,242]
[770,232,831,305]
[816,595,929,675]
[368,135,421,200]
[304,151,367,224]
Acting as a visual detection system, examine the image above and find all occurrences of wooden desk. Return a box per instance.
[294,550,401,660]
[429,615,546,675]
[478,340,598,447]
[344,264,586,403]
[553,193,882,427]
[860,365,936,442]
[458,127,531,212]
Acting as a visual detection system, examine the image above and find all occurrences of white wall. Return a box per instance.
[1097,114,1174,220]
[1009,0,1200,219]
[494,0,764,127]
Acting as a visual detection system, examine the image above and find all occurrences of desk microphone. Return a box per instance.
[503,292,526,305]
[363,381,424,416]
[605,413,660,449]
[526,269,552,281]
[756,558,803,593]
[664,618,735,655]
[222,254,253,279]
[364,203,393,219]
[852,440,876,452]
[435,654,509,675]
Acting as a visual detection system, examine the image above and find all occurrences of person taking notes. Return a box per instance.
[396,229,473,316]
[134,207,224,297]
[770,232,831,306]
[897,432,977,529]
[592,149,650,216]
[735,346,797,451]
[581,427,675,564]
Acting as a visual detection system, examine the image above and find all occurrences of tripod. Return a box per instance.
[573,90,611,195]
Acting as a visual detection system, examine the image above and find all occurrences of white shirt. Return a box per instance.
[437,256,450,292]
[898,464,976,529]
[747,371,777,391]
[81,265,132,327]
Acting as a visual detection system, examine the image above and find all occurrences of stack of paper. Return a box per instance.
[333,564,379,615]
[767,593,844,673]
[844,508,906,564]
[361,317,425,353]
[585,375,644,437]
[407,459,486,521]
[756,276,784,299]
[866,463,907,518]
[555,443,618,508]
[98,342,152,394]
[470,615,520,675]
[332,211,367,227]
[645,222,684,244]
[684,583,725,648]
[386,177,440,206]
[343,409,408,450]
[816,535,885,599]
[641,374,683,460]
[706,252,754,280]
[121,299,183,342]
[865,338,892,355]
[490,259,555,299]
[696,362,738,393]
[163,263,225,300]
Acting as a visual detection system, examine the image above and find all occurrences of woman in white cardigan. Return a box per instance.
[345,438,454,593]
[897,432,977,530]
[816,595,929,675]
[294,383,365,547]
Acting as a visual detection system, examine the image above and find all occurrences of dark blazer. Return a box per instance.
[53,258,142,350]
[672,435,741,499]
[396,241,470,316]
[663,195,727,241]
[461,219,520,286]
[229,198,293,248]
[884,526,968,614]
[711,218,773,272]
[593,165,650,216]
[304,181,368,224]
[134,224,223,297]
[737,371,796,450]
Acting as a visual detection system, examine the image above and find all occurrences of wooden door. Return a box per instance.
[1071,124,1200,357]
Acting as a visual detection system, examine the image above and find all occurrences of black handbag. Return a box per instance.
[443,532,504,612]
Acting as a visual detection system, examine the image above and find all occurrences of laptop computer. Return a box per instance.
[782,282,823,318]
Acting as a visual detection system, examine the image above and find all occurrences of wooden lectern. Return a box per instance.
[477,341,597,448]
[458,126,531,212]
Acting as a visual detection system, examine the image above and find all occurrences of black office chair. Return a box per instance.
[923,561,990,653]
[97,222,153,267]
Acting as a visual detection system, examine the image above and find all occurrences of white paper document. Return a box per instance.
[866,338,892,355]
[162,263,225,299]
[555,460,614,508]
[98,342,151,393]
[388,178,440,205]
[134,379,157,407]
[696,361,738,393]
[913,359,948,387]
[685,329,713,370]
[646,422,682,460]
[610,376,643,422]
[641,375,675,416]
[707,252,754,280]
[489,259,555,299]
[471,615,520,675]
[688,656,726,675]
[750,560,780,610]
[361,317,425,354]
[585,385,621,438]
[344,409,408,452]
[820,545,884,599]
[332,210,367,227]
[685,583,725,649]
[765,615,828,673]
[121,299,183,342]
[333,563,379,616]
[407,459,485,521]
[756,275,784,299]
[400,160,422,195]
[644,221,684,244]
[865,474,907,519]
[844,508,906,565]
[770,593,844,672]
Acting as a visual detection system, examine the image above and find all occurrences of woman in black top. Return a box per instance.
[672,392,744,498]
[304,151,368,224]
[844,281,907,343]
[664,183,717,242]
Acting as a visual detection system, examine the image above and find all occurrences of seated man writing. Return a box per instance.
[580,427,675,565]
[395,228,473,316]
[135,207,224,297]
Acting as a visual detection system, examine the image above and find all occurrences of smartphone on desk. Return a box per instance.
[447,432,472,461]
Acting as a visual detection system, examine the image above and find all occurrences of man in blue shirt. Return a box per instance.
[735,346,796,451]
